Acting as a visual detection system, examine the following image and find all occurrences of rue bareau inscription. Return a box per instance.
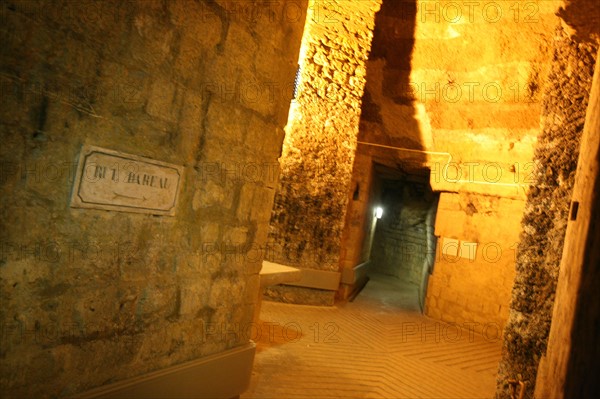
[70,145,184,216]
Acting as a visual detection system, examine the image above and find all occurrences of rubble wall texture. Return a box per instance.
[0,0,306,397]
[265,0,382,304]
[495,26,598,398]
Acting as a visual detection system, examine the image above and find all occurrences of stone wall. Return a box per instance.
[495,25,598,399]
[359,0,422,152]
[346,0,563,333]
[337,152,378,300]
[266,0,382,304]
[359,1,563,184]
[535,44,600,399]
[339,152,377,272]
[0,0,306,397]
[426,193,525,335]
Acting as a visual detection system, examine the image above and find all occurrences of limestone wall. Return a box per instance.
[0,0,306,397]
[495,25,598,399]
[339,152,377,272]
[425,192,525,334]
[266,0,382,304]
[344,0,564,333]
[534,44,600,399]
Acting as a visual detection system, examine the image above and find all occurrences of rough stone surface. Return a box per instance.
[495,26,598,398]
[344,0,563,330]
[0,0,306,397]
[535,42,600,398]
[265,0,382,304]
[359,0,422,152]
[267,0,381,270]
[338,152,377,273]
[263,284,334,306]
[358,1,563,194]
[426,192,526,335]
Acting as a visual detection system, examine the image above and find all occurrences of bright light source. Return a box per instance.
[375,207,383,219]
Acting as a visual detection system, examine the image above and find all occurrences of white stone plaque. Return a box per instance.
[70,145,183,216]
[441,237,460,258]
[460,242,478,261]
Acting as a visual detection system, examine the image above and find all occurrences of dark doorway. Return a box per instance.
[369,171,439,312]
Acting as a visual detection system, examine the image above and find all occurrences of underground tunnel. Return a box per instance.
[368,169,439,313]
[1,1,599,398]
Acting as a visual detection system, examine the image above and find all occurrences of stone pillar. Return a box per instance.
[0,0,307,396]
[534,45,600,399]
[265,0,382,305]
[495,26,598,399]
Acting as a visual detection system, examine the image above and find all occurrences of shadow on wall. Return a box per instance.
[359,0,428,169]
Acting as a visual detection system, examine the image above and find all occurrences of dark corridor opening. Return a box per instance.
[368,170,439,312]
